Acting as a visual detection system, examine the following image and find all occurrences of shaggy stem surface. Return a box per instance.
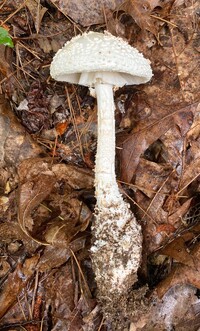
[91,82,142,325]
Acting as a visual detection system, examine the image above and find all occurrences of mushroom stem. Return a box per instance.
[50,31,152,328]
[92,82,142,321]
[95,82,123,211]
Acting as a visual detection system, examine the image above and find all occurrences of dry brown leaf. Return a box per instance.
[44,263,87,331]
[135,190,169,253]
[119,0,200,184]
[0,45,11,77]
[120,113,173,182]
[148,0,170,10]
[37,237,86,272]
[178,138,200,195]
[49,0,123,26]
[18,172,56,243]
[44,196,91,246]
[0,255,39,319]
[18,158,94,190]
[0,95,44,169]
[17,158,92,246]
[135,159,172,198]
[52,163,94,190]
[140,284,200,331]
[157,242,200,298]
[187,104,200,141]
[168,198,192,227]
[160,110,194,170]
[17,158,53,183]
[160,236,195,267]
[44,218,85,246]
[26,0,48,33]
[118,0,158,36]
[0,222,25,241]
[120,104,197,183]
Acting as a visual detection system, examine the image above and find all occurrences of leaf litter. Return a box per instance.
[0,0,200,330]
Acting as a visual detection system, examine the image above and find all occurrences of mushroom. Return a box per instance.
[50,31,152,324]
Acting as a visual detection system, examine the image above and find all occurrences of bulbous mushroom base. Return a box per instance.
[91,191,142,328]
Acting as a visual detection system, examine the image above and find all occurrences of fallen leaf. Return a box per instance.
[120,104,197,183]
[178,138,200,195]
[43,194,92,246]
[0,255,39,319]
[37,237,86,272]
[49,0,123,26]
[55,121,68,135]
[52,163,94,190]
[120,114,173,183]
[140,284,200,331]
[0,95,44,168]
[17,171,56,243]
[44,262,88,331]
[26,0,48,33]
[160,236,195,267]
[44,209,90,247]
[21,81,51,133]
[155,223,176,235]
[0,45,12,77]
[186,104,200,143]
[135,159,172,198]
[17,158,92,246]
[118,0,158,36]
[157,242,200,298]
[168,198,192,227]
[159,111,194,170]
[148,0,173,10]
[17,158,53,183]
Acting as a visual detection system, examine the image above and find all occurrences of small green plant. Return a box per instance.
[0,27,14,48]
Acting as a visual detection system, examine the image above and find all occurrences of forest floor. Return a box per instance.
[0,0,200,330]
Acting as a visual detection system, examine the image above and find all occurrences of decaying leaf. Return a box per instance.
[49,0,123,26]
[17,158,93,246]
[157,242,200,298]
[178,139,200,195]
[118,0,158,36]
[0,255,39,319]
[44,198,91,246]
[135,159,172,198]
[45,214,88,247]
[0,95,44,168]
[120,113,173,183]
[52,163,94,190]
[119,0,200,184]
[160,236,195,267]
[0,45,12,79]
[17,171,57,243]
[26,0,48,33]
[120,104,197,183]
[168,198,192,227]
[37,237,86,272]
[43,262,93,331]
[136,284,200,331]
[21,81,51,133]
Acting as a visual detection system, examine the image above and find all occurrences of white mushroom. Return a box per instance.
[50,31,152,323]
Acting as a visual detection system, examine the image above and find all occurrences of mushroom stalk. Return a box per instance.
[50,31,152,328]
[91,82,142,320]
[95,82,123,210]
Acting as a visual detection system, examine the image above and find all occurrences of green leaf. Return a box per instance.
[0,27,14,48]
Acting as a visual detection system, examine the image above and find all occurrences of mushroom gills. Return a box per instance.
[56,71,150,87]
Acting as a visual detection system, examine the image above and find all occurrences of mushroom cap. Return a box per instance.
[50,31,152,88]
